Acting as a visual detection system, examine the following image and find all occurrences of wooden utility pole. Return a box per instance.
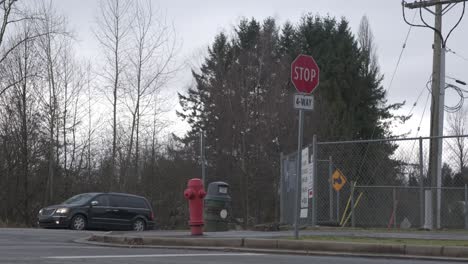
[403,0,467,229]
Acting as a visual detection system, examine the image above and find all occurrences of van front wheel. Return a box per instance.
[70,215,87,231]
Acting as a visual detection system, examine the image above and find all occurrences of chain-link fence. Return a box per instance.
[280,135,468,229]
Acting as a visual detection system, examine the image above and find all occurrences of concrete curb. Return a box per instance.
[142,237,244,248]
[88,235,244,247]
[86,234,468,261]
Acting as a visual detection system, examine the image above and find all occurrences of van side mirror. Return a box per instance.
[91,201,98,207]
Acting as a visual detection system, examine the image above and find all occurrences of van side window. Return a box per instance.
[109,195,148,208]
[94,195,109,207]
[109,195,128,207]
[127,197,148,209]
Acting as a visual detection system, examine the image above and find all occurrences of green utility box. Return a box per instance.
[204,182,231,231]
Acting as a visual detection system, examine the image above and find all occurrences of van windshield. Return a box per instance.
[62,193,96,205]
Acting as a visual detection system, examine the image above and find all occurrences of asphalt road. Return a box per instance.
[0,228,460,264]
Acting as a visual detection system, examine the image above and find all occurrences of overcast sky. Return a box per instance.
[54,0,468,138]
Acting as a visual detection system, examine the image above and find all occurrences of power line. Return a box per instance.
[425,75,433,95]
[446,47,468,62]
[387,11,417,93]
[407,78,430,117]
[445,83,467,112]
[443,76,467,113]
[417,91,431,134]
[407,90,431,166]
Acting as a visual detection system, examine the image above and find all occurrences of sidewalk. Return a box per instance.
[85,228,468,261]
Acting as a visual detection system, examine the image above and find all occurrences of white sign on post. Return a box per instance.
[294,94,314,111]
[300,208,308,218]
[308,160,314,198]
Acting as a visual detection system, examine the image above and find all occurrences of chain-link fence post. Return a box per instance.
[312,135,318,227]
[329,156,333,222]
[419,137,424,229]
[351,182,355,228]
[393,188,397,229]
[337,190,340,225]
[279,152,284,224]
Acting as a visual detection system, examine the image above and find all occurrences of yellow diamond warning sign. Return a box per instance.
[332,169,347,192]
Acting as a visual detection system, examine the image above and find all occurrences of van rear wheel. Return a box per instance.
[132,218,145,231]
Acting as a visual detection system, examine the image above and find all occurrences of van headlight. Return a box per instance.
[39,209,43,214]
[55,208,69,214]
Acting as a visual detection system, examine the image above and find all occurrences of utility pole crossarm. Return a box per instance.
[404,0,467,9]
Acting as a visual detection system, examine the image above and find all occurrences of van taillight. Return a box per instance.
[150,212,154,221]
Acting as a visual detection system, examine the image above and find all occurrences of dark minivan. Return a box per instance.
[37,192,154,231]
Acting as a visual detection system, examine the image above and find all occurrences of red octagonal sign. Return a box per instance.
[291,54,320,94]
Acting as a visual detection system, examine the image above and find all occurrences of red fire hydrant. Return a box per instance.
[184,178,206,235]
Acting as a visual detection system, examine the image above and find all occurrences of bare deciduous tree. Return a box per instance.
[0,0,187,227]
[122,0,177,191]
[35,1,70,203]
[95,0,132,189]
[0,16,42,223]
[0,0,42,95]
[447,106,468,173]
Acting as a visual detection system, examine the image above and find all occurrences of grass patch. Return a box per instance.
[294,235,468,247]
[305,226,468,234]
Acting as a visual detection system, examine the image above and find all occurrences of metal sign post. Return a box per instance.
[291,54,320,239]
[294,109,304,239]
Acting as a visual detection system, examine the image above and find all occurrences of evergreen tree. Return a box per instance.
[178,15,403,224]
[442,163,454,187]
[453,173,464,187]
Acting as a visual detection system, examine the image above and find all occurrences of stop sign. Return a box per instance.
[291,54,320,94]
